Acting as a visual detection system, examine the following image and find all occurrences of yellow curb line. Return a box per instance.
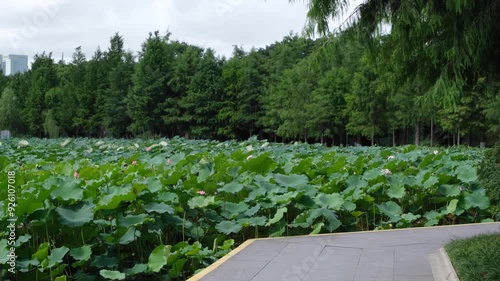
[187,239,255,281]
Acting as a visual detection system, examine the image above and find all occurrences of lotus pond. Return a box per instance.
[0,138,495,280]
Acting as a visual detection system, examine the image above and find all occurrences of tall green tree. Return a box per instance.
[0,88,22,134]
[219,47,266,139]
[69,46,91,136]
[305,67,348,145]
[128,31,174,136]
[165,43,203,137]
[102,34,134,137]
[25,53,58,137]
[180,48,223,139]
[293,0,500,144]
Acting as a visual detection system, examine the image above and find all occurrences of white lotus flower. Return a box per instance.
[134,143,139,148]
[433,150,439,155]
[159,141,168,147]
[246,155,254,159]
[18,140,29,147]
[388,155,396,160]
[61,138,71,147]
[382,169,392,175]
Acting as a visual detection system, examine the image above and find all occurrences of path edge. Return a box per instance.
[187,239,255,281]
[429,247,460,281]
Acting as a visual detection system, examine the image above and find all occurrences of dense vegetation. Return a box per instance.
[446,233,500,281]
[0,138,495,280]
[0,7,499,146]
[478,143,500,217]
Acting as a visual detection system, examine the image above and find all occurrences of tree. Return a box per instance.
[218,47,266,139]
[293,0,500,144]
[68,46,89,136]
[305,67,348,145]
[25,53,58,137]
[165,43,203,137]
[81,47,107,136]
[180,48,223,139]
[0,88,22,134]
[101,34,134,137]
[128,31,173,136]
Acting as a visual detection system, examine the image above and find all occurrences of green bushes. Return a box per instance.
[445,233,500,281]
[478,143,500,219]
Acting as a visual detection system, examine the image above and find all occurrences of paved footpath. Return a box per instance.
[188,222,500,281]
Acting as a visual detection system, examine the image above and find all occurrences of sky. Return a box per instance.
[0,0,320,65]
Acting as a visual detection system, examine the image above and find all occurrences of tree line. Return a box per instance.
[0,28,498,146]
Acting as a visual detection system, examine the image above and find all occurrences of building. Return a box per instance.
[0,54,3,75]
[1,54,28,76]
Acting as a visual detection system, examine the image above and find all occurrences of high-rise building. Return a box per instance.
[1,54,28,76]
[0,54,4,76]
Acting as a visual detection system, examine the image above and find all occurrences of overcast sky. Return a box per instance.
[0,0,321,65]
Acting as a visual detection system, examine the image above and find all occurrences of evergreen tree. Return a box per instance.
[26,53,58,137]
[0,88,22,134]
[128,31,173,136]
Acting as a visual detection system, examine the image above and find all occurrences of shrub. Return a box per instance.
[478,143,500,219]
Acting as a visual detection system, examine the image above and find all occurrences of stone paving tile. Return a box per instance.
[393,275,435,281]
[313,247,362,269]
[231,240,288,262]
[353,263,394,281]
[358,248,394,266]
[273,242,324,263]
[304,269,356,281]
[202,260,268,280]
[394,261,433,276]
[251,261,312,281]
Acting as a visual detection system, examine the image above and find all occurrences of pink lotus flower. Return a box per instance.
[167,159,172,165]
[146,147,151,152]
[131,161,137,165]
[74,171,79,179]
[382,169,392,175]
[197,190,206,195]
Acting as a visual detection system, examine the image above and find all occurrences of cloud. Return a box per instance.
[0,0,310,64]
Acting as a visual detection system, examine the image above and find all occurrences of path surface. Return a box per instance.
[188,223,500,281]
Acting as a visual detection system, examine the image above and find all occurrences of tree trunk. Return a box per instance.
[457,127,461,146]
[415,123,420,146]
[371,121,375,146]
[430,119,434,146]
[392,130,396,147]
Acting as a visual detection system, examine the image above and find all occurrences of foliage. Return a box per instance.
[0,88,22,134]
[445,233,500,281]
[0,138,495,280]
[478,143,500,219]
[1,25,499,145]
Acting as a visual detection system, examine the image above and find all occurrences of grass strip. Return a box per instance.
[445,233,500,281]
